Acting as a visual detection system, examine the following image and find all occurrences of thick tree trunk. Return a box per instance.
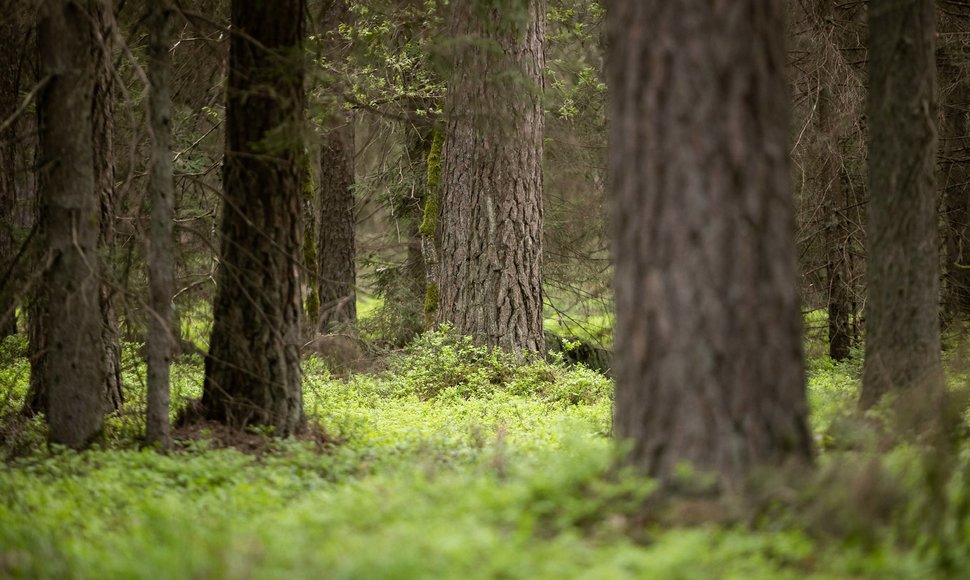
[93,0,122,412]
[202,0,305,435]
[436,0,546,354]
[145,0,176,449]
[608,0,813,489]
[0,4,24,337]
[316,0,356,334]
[36,0,106,448]
[860,0,943,409]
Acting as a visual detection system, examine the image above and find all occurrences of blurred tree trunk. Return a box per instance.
[316,0,356,334]
[940,16,970,324]
[94,0,122,412]
[202,0,305,435]
[145,0,176,449]
[436,0,546,354]
[860,0,943,409]
[608,0,812,490]
[35,0,107,448]
[0,4,23,338]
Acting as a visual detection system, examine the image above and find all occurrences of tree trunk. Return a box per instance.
[35,0,106,448]
[860,0,943,409]
[0,3,25,338]
[316,0,356,334]
[816,0,853,361]
[608,0,813,489]
[436,0,546,354]
[93,0,122,412]
[420,128,443,328]
[145,0,176,449]
[940,19,970,323]
[316,123,356,333]
[202,0,305,435]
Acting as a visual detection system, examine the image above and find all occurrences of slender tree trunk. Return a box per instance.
[860,0,943,409]
[0,3,24,337]
[302,158,319,331]
[36,0,106,448]
[818,90,852,362]
[145,0,176,449]
[93,0,122,412]
[816,0,853,361]
[316,122,356,332]
[940,22,970,323]
[316,0,356,334]
[608,0,812,489]
[436,0,546,354]
[420,128,443,328]
[202,0,305,435]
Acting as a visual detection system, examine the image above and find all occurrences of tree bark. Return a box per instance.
[816,0,853,361]
[608,0,812,489]
[436,0,546,354]
[93,0,122,413]
[316,0,356,334]
[939,17,970,323]
[0,3,24,338]
[202,0,305,435]
[316,123,356,332]
[145,0,176,449]
[860,0,943,409]
[36,0,107,448]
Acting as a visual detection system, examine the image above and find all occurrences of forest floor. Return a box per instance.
[1,327,970,578]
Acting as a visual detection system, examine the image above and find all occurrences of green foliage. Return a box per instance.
[3,331,970,578]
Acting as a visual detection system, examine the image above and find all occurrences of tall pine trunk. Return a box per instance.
[436,0,546,354]
[94,0,122,412]
[315,0,356,334]
[940,17,970,324]
[816,0,852,361]
[36,0,106,448]
[145,0,176,448]
[860,0,943,408]
[202,0,305,435]
[0,2,24,338]
[608,0,812,489]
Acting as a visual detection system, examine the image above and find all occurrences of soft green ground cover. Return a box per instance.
[1,330,969,578]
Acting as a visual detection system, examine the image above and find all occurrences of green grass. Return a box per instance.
[2,330,970,578]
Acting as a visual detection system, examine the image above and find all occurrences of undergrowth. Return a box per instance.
[1,330,970,578]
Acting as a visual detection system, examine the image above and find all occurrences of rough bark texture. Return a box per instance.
[608,0,813,489]
[316,0,356,334]
[316,125,356,332]
[436,0,545,354]
[0,3,24,337]
[861,0,943,409]
[145,0,176,448]
[816,0,853,361]
[202,0,305,435]
[940,22,970,322]
[93,0,122,412]
[36,0,106,448]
